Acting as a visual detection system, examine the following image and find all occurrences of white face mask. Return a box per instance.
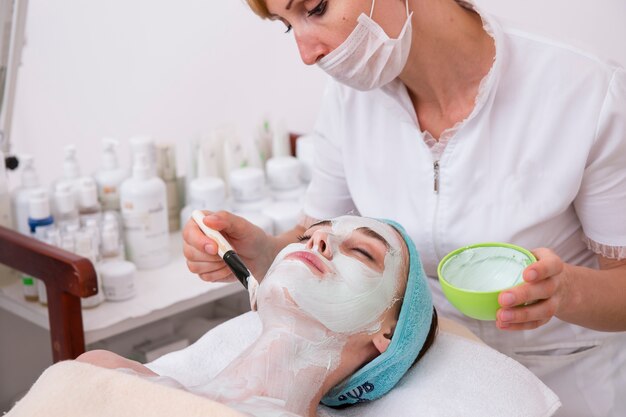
[317,0,413,91]
[258,216,403,334]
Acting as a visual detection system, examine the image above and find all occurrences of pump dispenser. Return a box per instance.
[120,153,170,269]
[11,154,40,235]
[59,145,82,205]
[94,138,128,211]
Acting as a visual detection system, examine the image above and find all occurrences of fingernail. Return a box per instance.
[500,310,514,322]
[500,292,516,306]
[525,270,538,282]
[204,244,216,255]
[204,214,220,222]
[499,321,510,329]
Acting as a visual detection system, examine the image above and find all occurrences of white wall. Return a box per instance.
[8,0,626,186]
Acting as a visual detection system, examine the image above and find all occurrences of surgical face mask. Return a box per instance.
[258,216,403,334]
[317,0,413,91]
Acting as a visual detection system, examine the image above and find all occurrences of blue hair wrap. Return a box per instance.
[321,219,434,406]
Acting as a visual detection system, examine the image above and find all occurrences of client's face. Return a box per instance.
[257,216,404,335]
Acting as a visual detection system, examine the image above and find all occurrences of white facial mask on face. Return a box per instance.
[317,0,413,91]
[258,216,402,334]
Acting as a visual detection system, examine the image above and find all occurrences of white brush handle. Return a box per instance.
[191,210,233,258]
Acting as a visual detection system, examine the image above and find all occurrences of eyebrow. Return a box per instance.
[356,227,391,250]
[307,220,391,249]
[308,220,332,229]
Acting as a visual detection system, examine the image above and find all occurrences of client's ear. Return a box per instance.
[372,320,397,354]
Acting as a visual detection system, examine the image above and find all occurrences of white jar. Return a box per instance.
[120,154,170,269]
[180,177,226,226]
[99,260,136,301]
[266,156,305,202]
[229,167,272,213]
[262,201,301,235]
[238,211,274,236]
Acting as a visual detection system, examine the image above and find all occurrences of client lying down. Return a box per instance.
[77,216,438,417]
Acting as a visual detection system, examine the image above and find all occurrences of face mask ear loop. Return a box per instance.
[405,0,410,17]
[369,0,376,18]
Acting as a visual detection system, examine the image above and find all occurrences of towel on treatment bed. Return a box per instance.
[147,312,561,417]
[5,360,246,417]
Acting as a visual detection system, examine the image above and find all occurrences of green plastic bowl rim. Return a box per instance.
[437,242,537,295]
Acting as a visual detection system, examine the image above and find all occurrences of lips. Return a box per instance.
[285,251,330,276]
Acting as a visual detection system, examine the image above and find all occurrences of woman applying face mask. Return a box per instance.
[78,216,437,417]
[183,1,626,415]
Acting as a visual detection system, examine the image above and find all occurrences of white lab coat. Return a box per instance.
[302,11,626,417]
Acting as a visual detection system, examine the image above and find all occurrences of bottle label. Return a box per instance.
[122,198,169,267]
[100,185,120,210]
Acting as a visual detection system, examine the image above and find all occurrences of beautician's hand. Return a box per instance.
[496,248,570,331]
[182,210,277,283]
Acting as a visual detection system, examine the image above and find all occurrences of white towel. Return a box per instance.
[148,312,561,417]
[6,361,246,417]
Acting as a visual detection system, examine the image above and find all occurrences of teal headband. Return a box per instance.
[321,218,434,406]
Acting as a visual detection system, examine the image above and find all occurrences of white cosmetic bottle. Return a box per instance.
[120,154,170,269]
[59,145,82,204]
[94,138,128,211]
[156,142,180,232]
[75,230,104,308]
[11,154,40,236]
[26,189,55,302]
[77,176,102,226]
[53,181,80,231]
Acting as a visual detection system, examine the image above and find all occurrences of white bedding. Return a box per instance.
[148,312,561,417]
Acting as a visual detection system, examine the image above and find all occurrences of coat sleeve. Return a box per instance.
[575,67,626,260]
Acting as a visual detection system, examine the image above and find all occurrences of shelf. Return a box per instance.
[0,232,242,344]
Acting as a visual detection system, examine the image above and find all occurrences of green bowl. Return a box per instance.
[437,243,536,321]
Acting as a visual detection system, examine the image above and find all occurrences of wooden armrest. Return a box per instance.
[0,225,98,361]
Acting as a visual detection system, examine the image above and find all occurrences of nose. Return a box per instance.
[306,229,333,260]
[294,30,326,65]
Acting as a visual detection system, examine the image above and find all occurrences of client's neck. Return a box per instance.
[208,321,355,417]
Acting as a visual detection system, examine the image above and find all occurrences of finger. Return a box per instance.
[497,298,557,325]
[186,260,227,275]
[524,247,563,283]
[497,318,551,331]
[183,244,222,263]
[183,218,219,254]
[499,278,557,307]
[199,265,234,282]
[202,211,249,240]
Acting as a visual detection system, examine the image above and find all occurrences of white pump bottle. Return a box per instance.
[120,153,170,269]
[11,154,40,235]
[94,138,128,211]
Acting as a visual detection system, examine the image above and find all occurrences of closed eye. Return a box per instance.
[297,235,311,242]
[352,247,374,261]
[307,0,327,17]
